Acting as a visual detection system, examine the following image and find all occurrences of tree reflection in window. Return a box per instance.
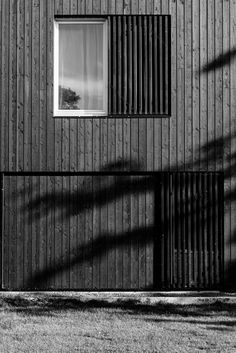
[59,85,81,110]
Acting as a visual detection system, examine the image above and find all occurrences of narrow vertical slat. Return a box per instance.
[62,176,70,289]
[169,173,173,288]
[133,16,138,114]
[170,0,177,169]
[207,0,215,172]
[92,123,100,288]
[214,173,219,284]
[9,0,17,171]
[192,173,197,287]
[148,16,153,114]
[208,173,213,287]
[112,16,117,113]
[3,177,9,288]
[177,173,181,288]
[215,0,223,172]
[164,16,169,114]
[146,175,154,289]
[134,16,142,114]
[223,0,231,287]
[127,16,133,114]
[160,174,165,287]
[92,175,100,289]
[165,174,170,288]
[115,176,123,289]
[117,16,122,114]
[138,176,146,289]
[196,173,202,288]
[199,0,208,171]
[185,0,193,169]
[54,176,62,288]
[77,175,85,289]
[143,16,148,113]
[107,176,116,289]
[202,173,208,287]
[181,173,186,288]
[130,176,139,289]
[1,0,9,171]
[99,122,108,288]
[172,173,177,288]
[32,0,40,171]
[197,173,202,287]
[107,119,116,288]
[46,0,55,171]
[122,16,128,114]
[122,175,131,288]
[17,0,24,171]
[158,16,163,114]
[84,176,93,289]
[192,0,200,169]
[45,176,54,288]
[39,0,47,171]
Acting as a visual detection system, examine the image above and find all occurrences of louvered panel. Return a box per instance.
[109,15,171,116]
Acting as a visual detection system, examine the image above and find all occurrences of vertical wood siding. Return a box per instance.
[0,0,235,288]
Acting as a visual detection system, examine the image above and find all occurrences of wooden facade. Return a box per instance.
[0,0,235,290]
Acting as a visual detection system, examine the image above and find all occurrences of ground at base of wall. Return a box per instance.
[0,292,236,353]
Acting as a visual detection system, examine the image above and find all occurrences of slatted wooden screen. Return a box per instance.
[0,172,223,290]
[155,172,224,290]
[108,15,171,116]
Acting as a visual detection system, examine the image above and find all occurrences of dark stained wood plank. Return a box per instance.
[223,0,231,284]
[9,0,17,171]
[17,0,25,171]
[199,0,207,172]
[46,0,55,171]
[115,175,123,288]
[70,0,77,14]
[184,0,193,170]
[145,175,154,288]
[101,0,108,14]
[23,176,32,288]
[39,176,47,288]
[215,0,223,173]
[169,0,177,170]
[107,123,116,288]
[153,16,161,171]
[107,176,116,289]
[138,176,146,289]
[54,176,62,288]
[192,0,200,170]
[39,0,47,172]
[1,0,9,171]
[31,0,40,171]
[207,0,215,172]
[130,175,139,289]
[45,176,55,289]
[92,120,101,288]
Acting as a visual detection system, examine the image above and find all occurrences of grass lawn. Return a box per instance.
[0,293,236,353]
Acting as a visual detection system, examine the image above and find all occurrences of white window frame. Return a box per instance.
[54,19,108,117]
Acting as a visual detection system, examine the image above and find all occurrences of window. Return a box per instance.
[54,16,171,117]
[54,19,108,117]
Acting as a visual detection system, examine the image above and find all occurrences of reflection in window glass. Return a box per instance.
[58,23,104,111]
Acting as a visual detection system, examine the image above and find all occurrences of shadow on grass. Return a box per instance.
[1,296,236,322]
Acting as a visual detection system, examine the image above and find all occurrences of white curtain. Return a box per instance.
[59,23,103,110]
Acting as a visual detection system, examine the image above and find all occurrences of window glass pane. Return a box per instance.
[59,23,104,111]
